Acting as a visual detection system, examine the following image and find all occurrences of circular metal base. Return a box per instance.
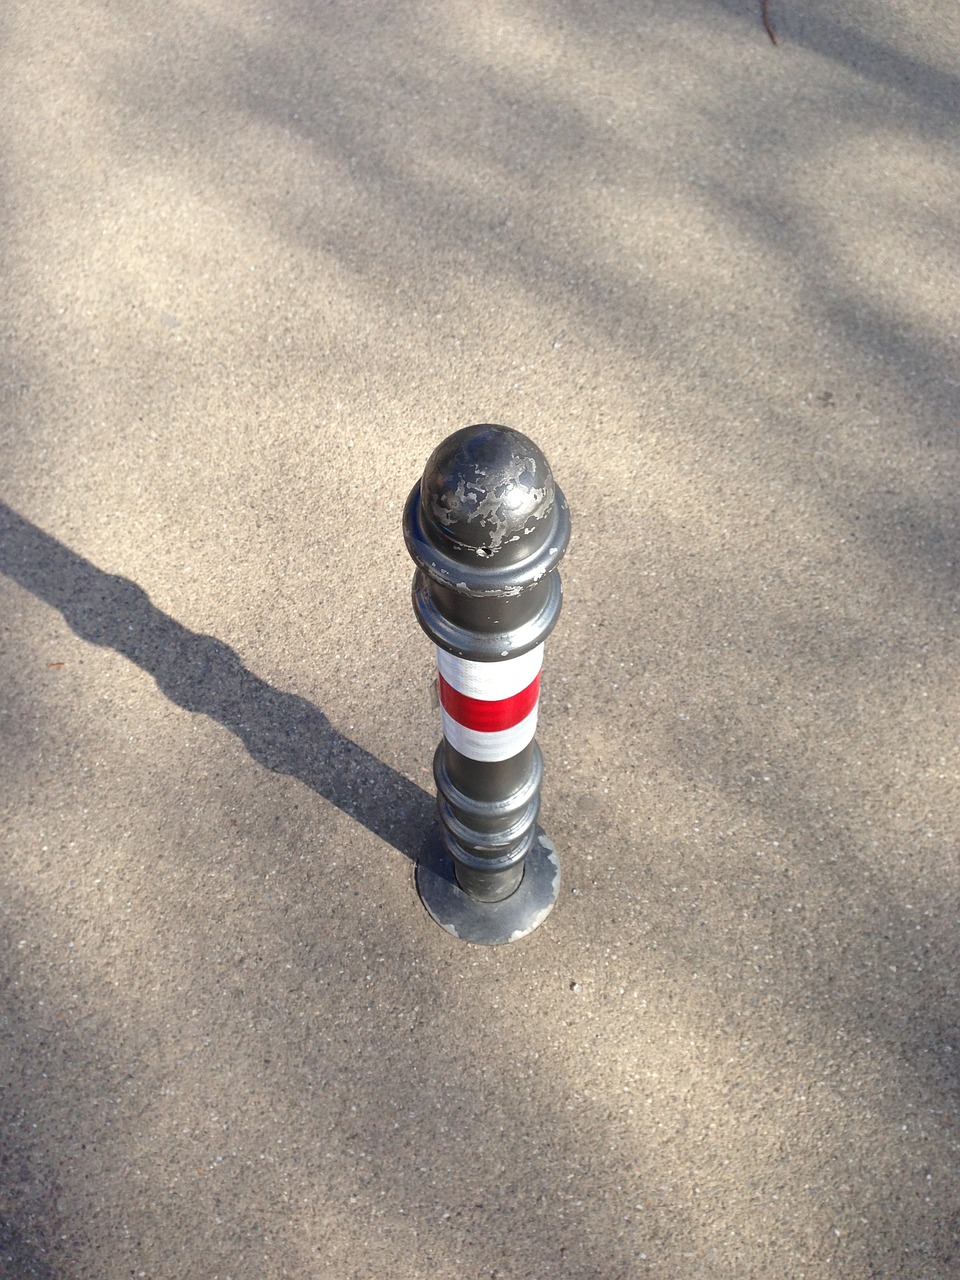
[416,829,560,945]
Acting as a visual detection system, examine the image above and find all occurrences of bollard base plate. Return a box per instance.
[416,829,560,945]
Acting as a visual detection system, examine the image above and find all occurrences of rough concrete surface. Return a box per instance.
[1,2,958,1277]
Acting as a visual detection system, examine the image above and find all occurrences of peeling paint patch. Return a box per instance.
[427,439,554,556]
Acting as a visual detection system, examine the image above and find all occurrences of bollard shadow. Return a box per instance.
[0,501,433,862]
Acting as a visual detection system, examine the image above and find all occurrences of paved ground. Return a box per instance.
[1,2,958,1277]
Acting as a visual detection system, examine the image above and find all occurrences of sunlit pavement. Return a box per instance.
[1,4,957,1277]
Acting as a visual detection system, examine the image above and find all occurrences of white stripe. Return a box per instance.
[435,644,543,700]
[440,703,540,762]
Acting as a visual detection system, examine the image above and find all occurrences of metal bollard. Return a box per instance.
[403,424,570,944]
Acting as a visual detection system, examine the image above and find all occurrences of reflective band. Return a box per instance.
[435,645,544,762]
[440,703,540,762]
[438,672,540,734]
[436,644,543,700]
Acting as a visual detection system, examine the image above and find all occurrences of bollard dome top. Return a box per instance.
[419,424,559,567]
[404,423,571,653]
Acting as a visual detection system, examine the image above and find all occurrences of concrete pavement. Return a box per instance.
[2,2,958,1277]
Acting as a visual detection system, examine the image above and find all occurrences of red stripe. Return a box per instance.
[438,672,541,733]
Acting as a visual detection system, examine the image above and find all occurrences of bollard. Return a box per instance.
[403,424,570,944]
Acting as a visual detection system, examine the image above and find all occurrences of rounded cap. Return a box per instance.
[420,424,556,566]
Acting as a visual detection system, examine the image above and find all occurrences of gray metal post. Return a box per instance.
[403,424,570,944]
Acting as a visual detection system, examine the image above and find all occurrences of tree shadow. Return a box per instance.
[0,1213,56,1280]
[0,500,433,863]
